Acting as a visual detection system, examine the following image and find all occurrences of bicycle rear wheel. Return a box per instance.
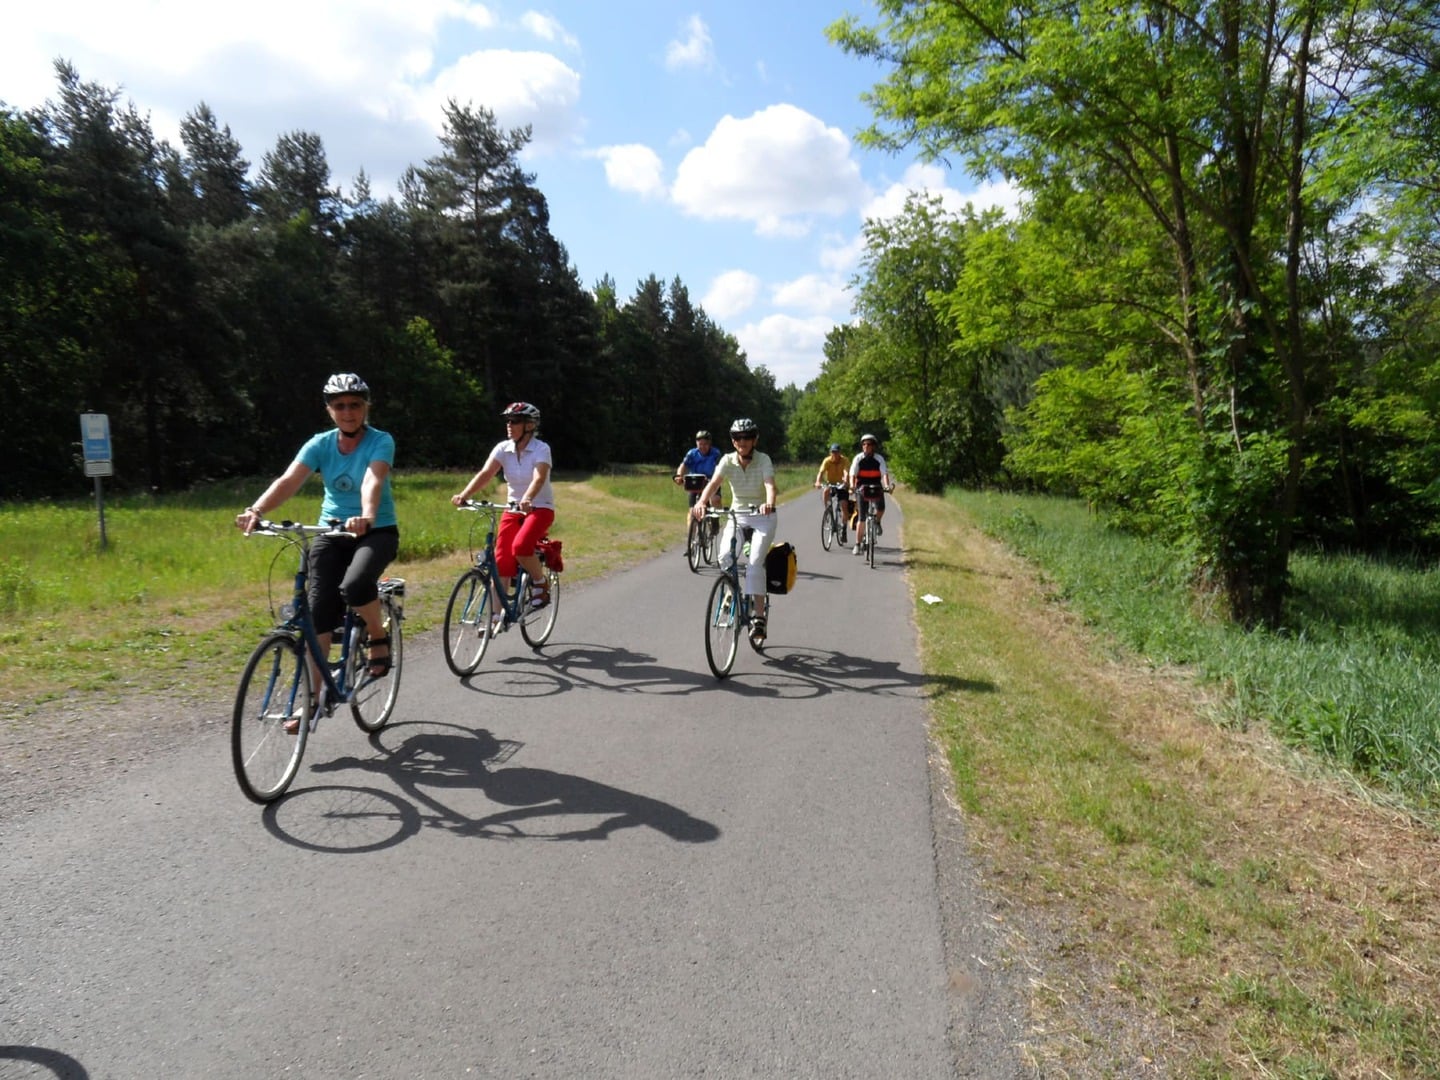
[351,598,403,732]
[520,567,560,647]
[704,574,741,678]
[443,568,494,676]
[686,517,703,573]
[232,632,310,803]
[820,503,835,551]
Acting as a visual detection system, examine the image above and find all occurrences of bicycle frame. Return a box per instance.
[684,475,720,572]
[857,485,888,567]
[443,498,561,676]
[820,482,848,551]
[456,500,535,624]
[233,519,405,803]
[259,521,365,710]
[701,505,767,677]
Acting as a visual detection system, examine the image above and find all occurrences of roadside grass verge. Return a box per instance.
[957,491,1440,810]
[0,465,811,719]
[902,490,1440,1076]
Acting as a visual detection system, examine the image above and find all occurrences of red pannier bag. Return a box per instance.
[537,537,564,573]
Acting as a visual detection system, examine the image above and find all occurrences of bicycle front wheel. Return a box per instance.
[443,568,494,676]
[704,574,741,679]
[702,515,719,565]
[351,598,403,733]
[520,568,560,647]
[686,517,703,573]
[232,632,310,803]
[866,518,877,568]
[820,504,835,551]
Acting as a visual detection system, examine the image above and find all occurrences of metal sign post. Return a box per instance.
[80,413,113,551]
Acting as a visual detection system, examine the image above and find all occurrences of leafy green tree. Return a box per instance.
[830,0,1427,624]
[850,193,1003,491]
[1,108,104,496]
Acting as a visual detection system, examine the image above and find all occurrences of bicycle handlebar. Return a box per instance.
[245,518,356,539]
[703,504,768,517]
[457,499,528,513]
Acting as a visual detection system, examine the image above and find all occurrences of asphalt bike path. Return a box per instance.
[1,494,1028,1079]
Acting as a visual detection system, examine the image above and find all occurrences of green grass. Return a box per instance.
[0,464,814,717]
[952,490,1440,811]
[900,490,1440,1076]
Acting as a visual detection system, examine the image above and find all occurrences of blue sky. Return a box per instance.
[3,1,1018,388]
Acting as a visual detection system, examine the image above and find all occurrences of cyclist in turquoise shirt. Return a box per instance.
[236,373,399,687]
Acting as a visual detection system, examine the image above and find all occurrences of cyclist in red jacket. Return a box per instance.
[848,434,893,556]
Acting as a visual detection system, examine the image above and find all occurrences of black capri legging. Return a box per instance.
[307,526,400,632]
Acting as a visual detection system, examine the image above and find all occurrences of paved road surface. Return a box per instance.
[2,495,1028,1078]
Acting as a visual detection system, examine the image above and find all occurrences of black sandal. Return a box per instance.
[366,635,392,678]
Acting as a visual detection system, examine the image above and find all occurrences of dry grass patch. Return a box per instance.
[902,491,1440,1077]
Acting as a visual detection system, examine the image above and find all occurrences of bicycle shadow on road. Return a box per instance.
[456,642,826,700]
[763,645,997,698]
[279,723,722,847]
[0,1046,89,1080]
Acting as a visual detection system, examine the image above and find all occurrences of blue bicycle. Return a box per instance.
[701,505,769,679]
[231,520,406,803]
[443,500,562,676]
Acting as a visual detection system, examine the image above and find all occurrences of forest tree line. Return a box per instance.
[2,62,786,501]
[11,1,1440,636]
[785,0,1440,627]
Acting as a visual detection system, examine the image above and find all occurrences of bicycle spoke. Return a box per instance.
[443,569,493,675]
[351,599,403,732]
[232,633,309,802]
[704,574,741,678]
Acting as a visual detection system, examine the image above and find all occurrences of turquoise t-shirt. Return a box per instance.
[297,427,397,528]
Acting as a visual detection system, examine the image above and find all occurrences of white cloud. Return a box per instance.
[424,50,582,150]
[594,144,666,198]
[864,162,1023,222]
[671,104,869,236]
[819,231,867,275]
[702,270,762,320]
[521,11,579,50]
[3,2,497,108]
[1,2,588,186]
[772,273,851,315]
[734,313,837,387]
[665,15,715,72]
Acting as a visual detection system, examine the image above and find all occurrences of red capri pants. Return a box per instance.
[495,508,555,578]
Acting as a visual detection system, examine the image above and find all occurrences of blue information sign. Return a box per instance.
[81,413,111,460]
[80,413,113,478]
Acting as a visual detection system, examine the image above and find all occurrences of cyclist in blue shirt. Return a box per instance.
[236,373,399,689]
[672,429,723,516]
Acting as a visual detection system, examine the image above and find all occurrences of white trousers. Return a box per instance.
[719,509,777,597]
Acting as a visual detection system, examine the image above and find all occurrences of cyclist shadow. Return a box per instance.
[502,642,840,700]
[763,645,998,698]
[460,642,773,698]
[315,724,721,843]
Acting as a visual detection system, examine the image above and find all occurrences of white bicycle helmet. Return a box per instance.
[859,433,879,446]
[323,373,370,400]
[729,418,758,437]
[502,401,541,421]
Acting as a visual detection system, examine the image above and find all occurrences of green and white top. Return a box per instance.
[714,450,775,506]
